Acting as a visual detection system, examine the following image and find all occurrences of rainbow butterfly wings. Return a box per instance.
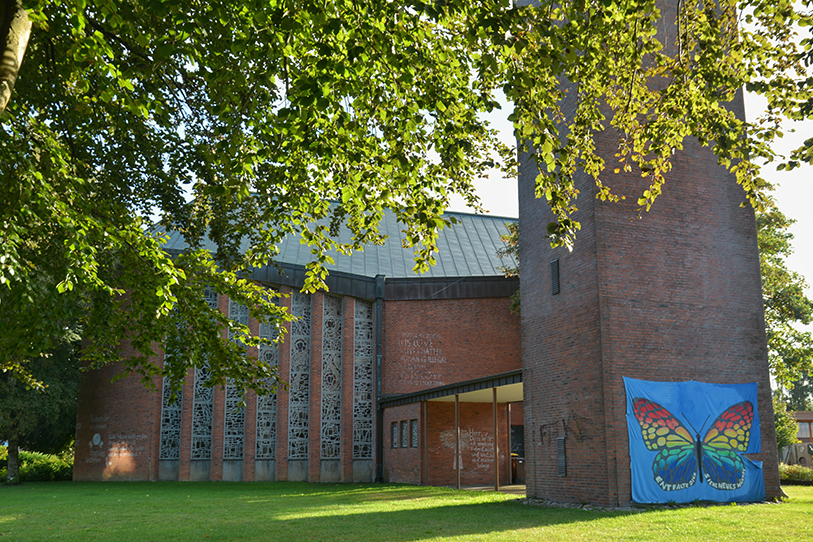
[632,398,754,491]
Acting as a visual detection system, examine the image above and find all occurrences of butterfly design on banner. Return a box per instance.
[631,398,754,491]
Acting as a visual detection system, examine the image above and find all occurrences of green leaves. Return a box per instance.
[758,198,813,386]
[3,0,812,389]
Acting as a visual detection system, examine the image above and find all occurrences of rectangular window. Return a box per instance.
[799,422,812,439]
[551,259,560,295]
[401,421,408,448]
[391,422,398,448]
[410,419,418,448]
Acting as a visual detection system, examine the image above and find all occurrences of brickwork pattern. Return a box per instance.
[519,10,779,501]
[73,343,162,481]
[76,289,517,487]
[382,297,521,395]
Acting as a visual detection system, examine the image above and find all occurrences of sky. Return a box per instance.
[447,93,813,334]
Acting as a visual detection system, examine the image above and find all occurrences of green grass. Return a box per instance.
[1,482,812,541]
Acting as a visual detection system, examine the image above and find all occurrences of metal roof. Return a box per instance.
[378,370,523,407]
[161,209,517,280]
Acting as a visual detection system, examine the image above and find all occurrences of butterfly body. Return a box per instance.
[633,398,753,492]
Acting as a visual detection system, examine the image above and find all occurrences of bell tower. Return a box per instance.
[518,1,780,506]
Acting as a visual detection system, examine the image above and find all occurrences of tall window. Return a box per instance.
[321,296,343,459]
[288,291,311,459]
[256,287,279,460]
[353,300,374,459]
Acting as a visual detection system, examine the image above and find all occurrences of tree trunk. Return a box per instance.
[0,0,31,117]
[6,435,20,484]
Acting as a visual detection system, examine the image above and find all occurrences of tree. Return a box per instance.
[0,330,81,484]
[2,1,812,391]
[773,394,800,453]
[0,1,30,116]
[497,221,520,312]
[783,373,813,412]
[757,198,813,387]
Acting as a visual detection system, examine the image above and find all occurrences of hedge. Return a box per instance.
[0,446,73,482]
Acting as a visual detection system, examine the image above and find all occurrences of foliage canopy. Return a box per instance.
[774,394,801,452]
[1,0,812,390]
[758,199,813,387]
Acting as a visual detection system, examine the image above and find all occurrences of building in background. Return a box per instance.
[73,210,522,486]
[783,411,813,466]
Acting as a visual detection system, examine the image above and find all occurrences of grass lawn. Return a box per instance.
[1,482,811,541]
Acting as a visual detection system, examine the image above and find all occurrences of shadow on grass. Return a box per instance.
[0,481,639,542]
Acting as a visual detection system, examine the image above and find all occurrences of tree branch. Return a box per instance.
[0,0,31,117]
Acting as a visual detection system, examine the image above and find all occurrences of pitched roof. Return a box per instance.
[161,209,517,280]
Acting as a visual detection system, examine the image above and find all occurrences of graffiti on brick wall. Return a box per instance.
[539,416,592,446]
[398,332,447,387]
[439,428,503,471]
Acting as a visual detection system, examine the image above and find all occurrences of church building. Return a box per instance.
[73,211,523,487]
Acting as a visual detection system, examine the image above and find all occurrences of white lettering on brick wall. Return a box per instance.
[398,332,447,387]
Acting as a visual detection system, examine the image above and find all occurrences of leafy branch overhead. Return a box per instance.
[1,0,812,390]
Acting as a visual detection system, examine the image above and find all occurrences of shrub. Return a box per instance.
[0,447,73,482]
[779,462,813,482]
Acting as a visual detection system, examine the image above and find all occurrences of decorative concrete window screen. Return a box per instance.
[321,295,343,459]
[288,291,311,459]
[256,288,279,460]
[401,420,409,448]
[353,300,374,459]
[191,286,218,460]
[158,378,182,460]
[223,300,249,460]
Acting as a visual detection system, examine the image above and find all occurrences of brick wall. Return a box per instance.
[424,402,511,487]
[519,6,779,501]
[74,344,162,481]
[382,297,521,395]
[74,288,520,486]
[383,403,423,484]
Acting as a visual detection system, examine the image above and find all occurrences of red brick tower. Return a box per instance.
[518,4,780,506]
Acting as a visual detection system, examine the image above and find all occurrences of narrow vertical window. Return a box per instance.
[391,422,399,448]
[224,300,248,460]
[191,286,217,460]
[551,259,560,295]
[288,291,312,459]
[321,295,342,459]
[410,419,418,448]
[401,421,408,448]
[353,300,374,459]
[256,287,279,460]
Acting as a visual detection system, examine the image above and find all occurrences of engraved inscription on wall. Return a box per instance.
[439,428,502,471]
[397,332,447,387]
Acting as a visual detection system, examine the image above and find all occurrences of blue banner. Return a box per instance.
[624,377,764,503]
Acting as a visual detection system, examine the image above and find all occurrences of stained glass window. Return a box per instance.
[321,296,342,459]
[353,300,374,459]
[288,291,311,459]
[191,286,218,460]
[256,287,279,460]
[159,379,182,460]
